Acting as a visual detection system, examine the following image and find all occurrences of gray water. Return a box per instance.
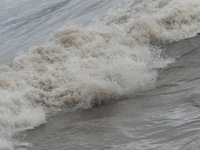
[0,0,119,64]
[1,0,200,150]
[24,36,200,150]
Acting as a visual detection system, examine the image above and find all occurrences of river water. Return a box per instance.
[1,0,200,149]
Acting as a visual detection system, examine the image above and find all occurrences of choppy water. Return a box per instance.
[0,0,119,64]
[1,0,200,149]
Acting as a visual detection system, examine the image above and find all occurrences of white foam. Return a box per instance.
[0,138,14,150]
[1,0,200,149]
[103,0,200,43]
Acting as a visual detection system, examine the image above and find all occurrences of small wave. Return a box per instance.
[103,0,200,43]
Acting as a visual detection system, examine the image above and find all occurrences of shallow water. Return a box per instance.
[1,0,200,150]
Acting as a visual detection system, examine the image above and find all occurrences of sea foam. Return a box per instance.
[1,0,200,149]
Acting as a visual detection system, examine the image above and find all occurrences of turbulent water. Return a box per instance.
[1,0,200,149]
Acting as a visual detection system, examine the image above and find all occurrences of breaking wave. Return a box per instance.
[1,0,200,149]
